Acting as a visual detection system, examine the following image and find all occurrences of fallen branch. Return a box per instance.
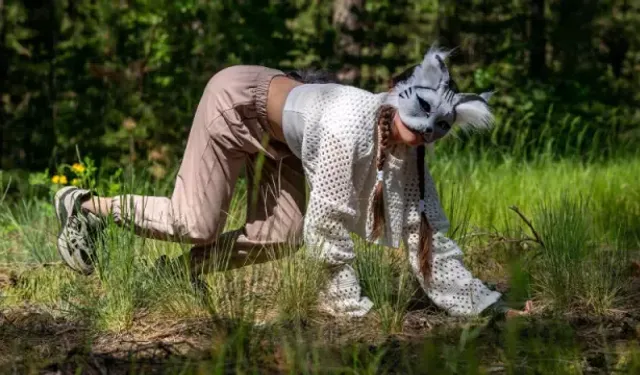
[509,205,545,248]
[465,227,540,254]
[0,261,64,270]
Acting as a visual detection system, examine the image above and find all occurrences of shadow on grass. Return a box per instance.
[3,306,640,374]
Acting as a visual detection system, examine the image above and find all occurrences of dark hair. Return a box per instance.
[286,69,340,84]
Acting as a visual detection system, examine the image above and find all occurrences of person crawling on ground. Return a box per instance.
[53,45,533,320]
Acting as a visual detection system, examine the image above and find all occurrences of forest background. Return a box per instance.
[2,0,639,180]
[3,1,640,372]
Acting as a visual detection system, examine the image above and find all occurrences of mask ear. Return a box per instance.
[480,91,494,102]
[409,44,452,89]
[453,94,494,131]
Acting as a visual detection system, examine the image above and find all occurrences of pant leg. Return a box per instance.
[187,148,307,272]
[238,153,307,261]
[111,67,270,244]
[112,122,247,245]
[134,64,306,273]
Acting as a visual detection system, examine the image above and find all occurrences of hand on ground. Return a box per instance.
[505,300,533,319]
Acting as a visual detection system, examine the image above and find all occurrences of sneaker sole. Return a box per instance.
[54,186,82,273]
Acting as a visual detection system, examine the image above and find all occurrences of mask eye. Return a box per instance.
[417,95,431,114]
[437,120,451,132]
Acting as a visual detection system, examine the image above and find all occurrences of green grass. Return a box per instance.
[429,154,640,315]
[353,239,416,334]
[1,152,640,373]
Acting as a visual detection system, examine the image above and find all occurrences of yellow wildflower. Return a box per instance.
[72,163,86,174]
[71,178,81,186]
[51,175,67,185]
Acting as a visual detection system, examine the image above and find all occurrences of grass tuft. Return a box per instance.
[532,192,630,315]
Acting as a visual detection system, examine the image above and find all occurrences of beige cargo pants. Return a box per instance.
[111,65,306,271]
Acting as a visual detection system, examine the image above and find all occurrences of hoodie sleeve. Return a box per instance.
[302,94,376,317]
[401,149,501,316]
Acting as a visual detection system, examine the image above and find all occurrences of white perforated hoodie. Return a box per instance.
[285,83,502,318]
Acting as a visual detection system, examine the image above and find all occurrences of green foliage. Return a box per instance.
[1,154,639,372]
[353,239,416,334]
[2,0,640,177]
[2,1,640,372]
[531,193,630,314]
[27,154,123,199]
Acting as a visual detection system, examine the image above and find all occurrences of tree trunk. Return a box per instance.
[480,0,490,64]
[0,0,6,168]
[604,0,629,78]
[333,0,362,84]
[437,1,460,60]
[553,0,597,77]
[529,0,546,79]
[48,0,58,135]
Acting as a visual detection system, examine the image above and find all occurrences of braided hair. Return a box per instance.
[369,66,438,284]
[416,144,435,284]
[370,104,395,240]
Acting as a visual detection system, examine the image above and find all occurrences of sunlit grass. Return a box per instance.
[1,151,640,372]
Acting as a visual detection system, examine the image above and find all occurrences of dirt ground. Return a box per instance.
[2,268,640,374]
[1,302,640,374]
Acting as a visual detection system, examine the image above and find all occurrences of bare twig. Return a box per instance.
[509,205,545,248]
[465,228,540,255]
[0,261,63,270]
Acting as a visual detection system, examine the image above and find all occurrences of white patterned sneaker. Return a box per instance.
[54,186,105,274]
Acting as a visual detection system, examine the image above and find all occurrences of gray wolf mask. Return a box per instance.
[385,46,494,143]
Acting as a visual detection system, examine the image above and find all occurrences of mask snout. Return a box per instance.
[423,125,434,135]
